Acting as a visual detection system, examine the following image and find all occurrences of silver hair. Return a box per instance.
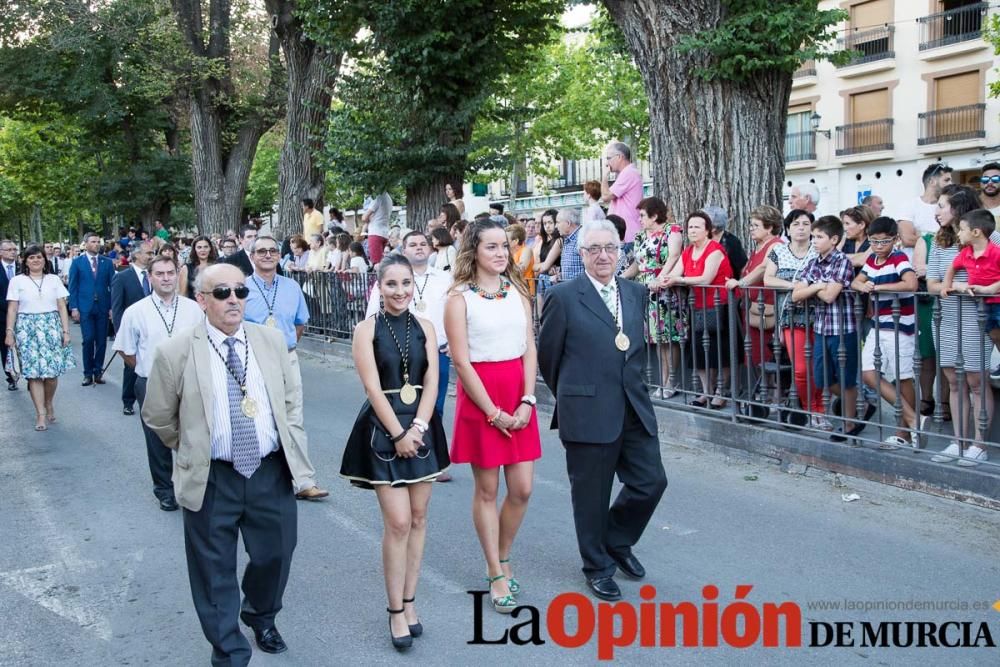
[579,220,621,248]
[556,207,580,226]
[249,234,279,253]
[703,205,728,232]
[794,182,821,206]
[607,141,631,161]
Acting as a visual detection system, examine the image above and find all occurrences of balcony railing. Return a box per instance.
[918,2,987,51]
[918,103,987,145]
[793,60,816,78]
[537,158,649,193]
[838,25,895,66]
[835,118,894,157]
[785,131,817,162]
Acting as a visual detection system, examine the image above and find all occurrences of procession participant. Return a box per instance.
[113,255,204,510]
[142,264,315,664]
[111,241,153,415]
[538,220,667,602]
[445,219,541,613]
[5,245,76,430]
[244,234,329,500]
[341,254,450,650]
[68,232,114,385]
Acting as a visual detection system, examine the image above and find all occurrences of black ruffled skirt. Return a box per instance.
[340,395,450,489]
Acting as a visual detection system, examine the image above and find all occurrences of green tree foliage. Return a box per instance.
[676,0,849,81]
[986,13,1000,102]
[303,0,563,225]
[470,6,649,196]
[0,0,191,232]
[245,128,283,218]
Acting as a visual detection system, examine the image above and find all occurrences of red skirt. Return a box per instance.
[450,358,542,468]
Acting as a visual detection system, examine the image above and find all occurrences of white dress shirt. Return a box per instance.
[132,264,149,291]
[112,293,204,377]
[365,265,451,344]
[204,322,280,461]
[586,270,623,328]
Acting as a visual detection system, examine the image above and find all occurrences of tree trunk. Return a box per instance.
[406,172,462,233]
[602,0,790,241]
[171,0,284,236]
[265,0,343,240]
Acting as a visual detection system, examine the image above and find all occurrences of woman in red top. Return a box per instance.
[664,211,733,408]
[726,205,783,371]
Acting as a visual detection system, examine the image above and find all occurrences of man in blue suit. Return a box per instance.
[111,241,153,412]
[69,233,114,386]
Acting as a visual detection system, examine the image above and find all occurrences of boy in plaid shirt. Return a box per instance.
[792,216,860,437]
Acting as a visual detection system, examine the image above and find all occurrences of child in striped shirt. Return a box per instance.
[850,217,919,448]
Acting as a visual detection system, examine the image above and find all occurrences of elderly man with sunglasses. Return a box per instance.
[142,263,319,665]
[243,234,328,501]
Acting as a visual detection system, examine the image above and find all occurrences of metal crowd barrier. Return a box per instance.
[291,268,997,471]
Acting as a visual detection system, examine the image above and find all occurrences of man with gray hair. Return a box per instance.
[789,182,820,214]
[556,208,584,282]
[539,218,667,601]
[600,141,643,243]
[861,194,884,217]
[703,205,748,279]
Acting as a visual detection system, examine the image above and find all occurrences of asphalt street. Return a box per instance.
[1,334,998,666]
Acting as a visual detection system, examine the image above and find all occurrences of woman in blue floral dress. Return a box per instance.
[621,196,684,397]
[4,245,76,431]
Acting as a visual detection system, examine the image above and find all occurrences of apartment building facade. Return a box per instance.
[489,0,998,218]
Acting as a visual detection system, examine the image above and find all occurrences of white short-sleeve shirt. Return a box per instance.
[6,274,68,313]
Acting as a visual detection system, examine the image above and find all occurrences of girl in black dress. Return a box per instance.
[340,255,449,650]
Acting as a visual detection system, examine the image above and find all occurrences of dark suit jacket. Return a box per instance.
[0,263,19,327]
[68,254,114,314]
[111,267,147,331]
[537,274,656,444]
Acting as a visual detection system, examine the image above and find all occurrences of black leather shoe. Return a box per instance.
[387,608,413,650]
[587,576,621,601]
[158,497,179,512]
[240,616,288,654]
[81,376,94,386]
[7,381,16,391]
[609,551,646,579]
[93,375,106,385]
[123,406,135,415]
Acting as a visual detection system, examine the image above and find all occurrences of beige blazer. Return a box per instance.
[141,322,314,511]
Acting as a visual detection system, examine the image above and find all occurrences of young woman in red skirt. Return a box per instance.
[444,218,541,614]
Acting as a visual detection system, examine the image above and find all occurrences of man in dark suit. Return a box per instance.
[538,219,667,602]
[0,239,19,390]
[68,232,115,385]
[111,240,153,414]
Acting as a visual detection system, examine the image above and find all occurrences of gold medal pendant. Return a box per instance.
[399,382,418,405]
[615,331,630,352]
[265,315,278,328]
[241,396,258,418]
[415,300,427,312]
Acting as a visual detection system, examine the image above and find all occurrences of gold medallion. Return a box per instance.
[265,315,278,328]
[415,301,427,312]
[399,382,418,405]
[241,396,258,418]
[615,331,630,352]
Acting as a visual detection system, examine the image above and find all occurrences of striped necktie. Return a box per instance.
[224,337,260,478]
[600,283,616,316]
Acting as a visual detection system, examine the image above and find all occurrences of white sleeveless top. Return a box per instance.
[461,285,527,362]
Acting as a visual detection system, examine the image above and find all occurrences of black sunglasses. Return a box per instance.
[202,285,250,300]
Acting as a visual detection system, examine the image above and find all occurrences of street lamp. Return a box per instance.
[810,112,831,139]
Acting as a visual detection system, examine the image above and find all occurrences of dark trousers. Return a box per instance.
[0,330,12,383]
[436,350,450,418]
[563,403,668,578]
[79,308,108,378]
[183,453,297,667]
[134,376,174,501]
[122,362,137,407]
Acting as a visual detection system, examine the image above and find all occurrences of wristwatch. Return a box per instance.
[520,394,537,407]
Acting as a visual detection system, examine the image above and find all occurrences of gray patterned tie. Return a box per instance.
[224,337,260,478]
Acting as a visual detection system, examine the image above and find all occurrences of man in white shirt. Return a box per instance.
[113,255,204,511]
[362,191,393,264]
[898,163,953,252]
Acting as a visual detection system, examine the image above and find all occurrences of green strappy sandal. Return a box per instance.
[499,557,520,596]
[487,574,517,614]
